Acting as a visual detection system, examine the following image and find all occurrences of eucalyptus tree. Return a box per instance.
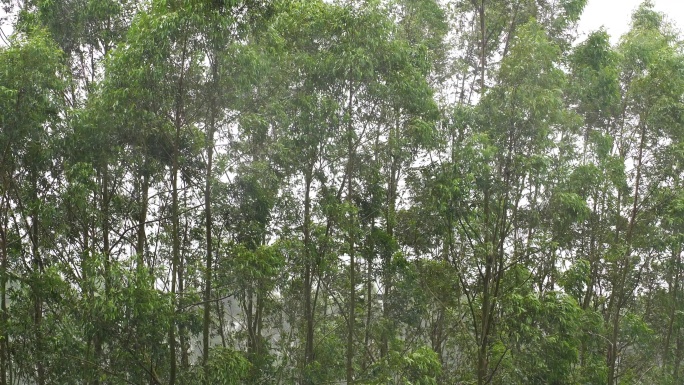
[264,3,344,380]
[0,29,65,385]
[405,13,584,383]
[191,3,280,381]
[101,1,280,381]
[562,3,684,383]
[101,1,209,381]
[259,2,445,383]
[1,2,141,384]
[356,0,444,363]
[13,4,135,382]
[467,21,581,384]
[218,119,283,380]
[18,0,133,281]
[325,3,446,381]
[648,59,684,383]
[443,0,586,110]
[261,3,359,382]
[565,27,623,384]
[601,5,684,383]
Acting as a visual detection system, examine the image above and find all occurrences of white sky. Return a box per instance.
[577,0,684,43]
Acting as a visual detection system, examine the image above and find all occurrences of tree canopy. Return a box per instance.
[1,0,684,384]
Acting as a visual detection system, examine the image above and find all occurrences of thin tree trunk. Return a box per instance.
[136,158,150,269]
[93,160,110,385]
[474,1,488,383]
[31,175,45,385]
[381,121,398,360]
[664,248,681,359]
[169,149,179,385]
[256,284,264,356]
[216,292,227,349]
[664,175,682,361]
[345,70,356,385]
[674,335,683,383]
[203,55,218,384]
[607,121,646,385]
[477,189,492,385]
[102,161,110,286]
[363,219,374,371]
[0,196,7,385]
[303,168,315,384]
[179,184,189,370]
[169,26,189,385]
[169,138,180,385]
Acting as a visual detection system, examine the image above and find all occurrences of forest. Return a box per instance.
[1,0,684,384]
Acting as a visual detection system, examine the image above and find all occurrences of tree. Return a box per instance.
[0,29,65,385]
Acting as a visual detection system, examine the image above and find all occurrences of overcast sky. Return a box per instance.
[578,0,684,42]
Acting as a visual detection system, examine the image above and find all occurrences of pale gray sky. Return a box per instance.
[577,0,684,43]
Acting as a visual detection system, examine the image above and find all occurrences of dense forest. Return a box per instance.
[1,0,683,384]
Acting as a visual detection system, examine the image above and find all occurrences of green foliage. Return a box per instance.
[364,345,442,385]
[183,347,251,385]
[0,29,64,161]
[2,1,684,385]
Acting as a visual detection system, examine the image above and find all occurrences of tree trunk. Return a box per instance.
[168,28,189,385]
[475,3,489,383]
[179,185,189,370]
[30,175,45,385]
[381,122,398,360]
[202,55,217,384]
[345,72,356,385]
[93,159,111,385]
[607,121,646,385]
[169,147,179,385]
[674,335,683,383]
[136,158,150,270]
[0,197,7,385]
[363,220,374,371]
[664,247,681,361]
[303,168,315,384]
